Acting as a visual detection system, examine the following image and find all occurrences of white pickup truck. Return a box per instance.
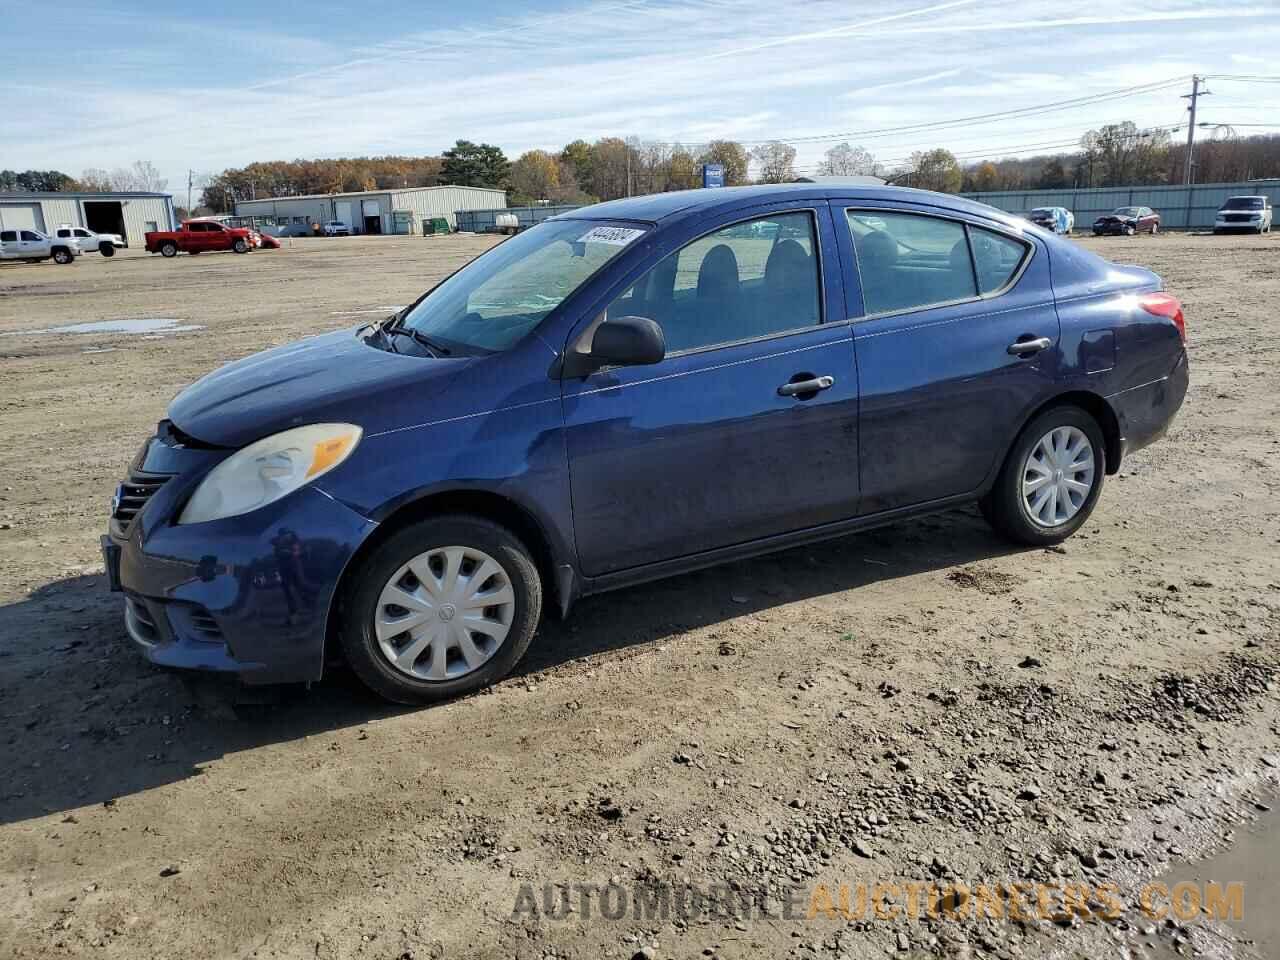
[0,228,82,265]
[54,224,125,256]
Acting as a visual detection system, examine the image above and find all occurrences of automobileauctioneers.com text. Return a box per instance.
[512,879,1244,924]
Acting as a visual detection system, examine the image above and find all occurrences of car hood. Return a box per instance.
[168,327,473,447]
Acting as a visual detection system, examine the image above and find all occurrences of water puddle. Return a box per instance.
[1,318,204,337]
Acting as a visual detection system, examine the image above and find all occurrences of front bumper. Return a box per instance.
[1213,219,1263,232]
[1093,222,1135,235]
[106,442,377,684]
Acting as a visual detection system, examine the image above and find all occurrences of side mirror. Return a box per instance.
[562,315,666,378]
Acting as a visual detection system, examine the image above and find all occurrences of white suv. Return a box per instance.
[0,228,82,264]
[1214,196,1273,234]
[322,220,351,236]
[54,225,125,256]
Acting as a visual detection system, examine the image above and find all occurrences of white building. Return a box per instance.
[0,191,176,247]
[234,185,506,235]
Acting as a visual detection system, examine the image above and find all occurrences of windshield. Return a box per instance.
[1223,197,1264,210]
[398,219,645,354]
[1030,208,1054,216]
[1113,207,1141,217]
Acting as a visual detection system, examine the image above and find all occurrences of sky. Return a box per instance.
[4,0,1280,195]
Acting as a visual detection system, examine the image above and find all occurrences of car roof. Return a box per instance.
[554,183,1025,229]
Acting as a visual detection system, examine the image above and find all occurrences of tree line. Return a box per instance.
[7,126,1279,212]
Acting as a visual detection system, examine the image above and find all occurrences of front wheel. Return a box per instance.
[99,242,115,257]
[1124,225,1136,236]
[338,515,542,704]
[1151,222,1159,235]
[980,406,1106,546]
[232,239,249,254]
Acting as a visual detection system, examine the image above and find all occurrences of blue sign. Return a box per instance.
[702,163,725,188]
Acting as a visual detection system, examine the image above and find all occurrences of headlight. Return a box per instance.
[177,423,362,524]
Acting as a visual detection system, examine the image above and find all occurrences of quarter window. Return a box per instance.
[969,226,1029,294]
[605,211,822,354]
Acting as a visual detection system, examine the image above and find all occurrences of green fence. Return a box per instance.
[961,180,1279,230]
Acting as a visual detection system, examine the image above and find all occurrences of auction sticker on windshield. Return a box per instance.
[578,226,645,246]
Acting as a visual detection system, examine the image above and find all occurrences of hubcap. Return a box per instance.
[374,545,515,681]
[1021,426,1095,528]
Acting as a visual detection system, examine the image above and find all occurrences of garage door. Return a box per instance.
[0,203,46,233]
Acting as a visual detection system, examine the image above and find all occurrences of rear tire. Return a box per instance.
[52,248,73,264]
[160,241,178,258]
[338,515,542,704]
[982,406,1106,547]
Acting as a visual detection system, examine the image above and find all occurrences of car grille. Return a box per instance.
[1223,214,1253,223]
[113,471,171,530]
[188,607,224,640]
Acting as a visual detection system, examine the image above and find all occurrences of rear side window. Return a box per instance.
[57,229,71,237]
[848,211,975,314]
[0,231,16,242]
[606,211,822,354]
[969,226,1029,294]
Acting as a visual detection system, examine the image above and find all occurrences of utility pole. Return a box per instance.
[186,170,194,214]
[1182,75,1210,185]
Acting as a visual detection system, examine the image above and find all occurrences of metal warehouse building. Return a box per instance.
[0,191,176,247]
[234,185,506,236]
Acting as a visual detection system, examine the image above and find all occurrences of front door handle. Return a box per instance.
[778,375,835,398]
[1007,336,1052,357]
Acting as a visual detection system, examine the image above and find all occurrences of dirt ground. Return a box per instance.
[1,231,1277,960]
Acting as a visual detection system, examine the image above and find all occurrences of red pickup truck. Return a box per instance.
[145,220,254,258]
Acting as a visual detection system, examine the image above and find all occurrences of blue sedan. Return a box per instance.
[104,184,1189,703]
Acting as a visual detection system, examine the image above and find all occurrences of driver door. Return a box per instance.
[561,205,860,577]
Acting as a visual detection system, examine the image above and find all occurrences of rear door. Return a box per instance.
[561,204,860,576]
[0,229,16,259]
[832,201,1061,514]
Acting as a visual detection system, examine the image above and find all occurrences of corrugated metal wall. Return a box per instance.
[962,180,1280,229]
[455,204,580,233]
[0,195,173,245]
[116,198,173,244]
[390,187,507,229]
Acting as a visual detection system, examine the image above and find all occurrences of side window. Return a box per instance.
[0,231,16,242]
[848,211,976,314]
[969,226,1029,294]
[21,231,41,242]
[74,229,91,238]
[57,229,72,238]
[605,211,821,354]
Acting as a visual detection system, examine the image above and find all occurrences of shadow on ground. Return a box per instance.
[0,507,1022,825]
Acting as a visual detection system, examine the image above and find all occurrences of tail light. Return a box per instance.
[1139,292,1186,344]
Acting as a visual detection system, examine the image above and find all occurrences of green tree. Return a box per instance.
[908,149,962,192]
[6,170,77,191]
[698,140,749,186]
[441,140,509,188]
[560,140,594,191]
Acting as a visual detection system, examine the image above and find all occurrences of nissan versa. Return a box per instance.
[104,184,1189,704]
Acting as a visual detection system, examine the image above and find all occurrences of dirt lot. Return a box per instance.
[1,232,1278,960]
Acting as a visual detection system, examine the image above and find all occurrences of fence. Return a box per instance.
[961,180,1280,230]
[454,204,582,233]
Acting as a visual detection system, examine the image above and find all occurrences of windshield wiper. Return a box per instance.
[384,324,452,357]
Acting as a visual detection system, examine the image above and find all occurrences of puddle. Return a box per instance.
[1,318,204,337]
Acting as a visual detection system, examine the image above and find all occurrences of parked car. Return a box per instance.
[1213,196,1273,234]
[1093,206,1160,236]
[1027,206,1074,234]
[0,228,81,264]
[323,221,351,237]
[144,220,254,257]
[54,224,124,257]
[103,184,1188,704]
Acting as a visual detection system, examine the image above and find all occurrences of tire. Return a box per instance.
[232,239,249,254]
[52,248,74,264]
[1151,222,1159,235]
[981,405,1106,547]
[338,515,542,704]
[1124,225,1136,236]
[160,241,178,258]
[99,242,115,257]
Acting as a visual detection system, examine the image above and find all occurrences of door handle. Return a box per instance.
[778,375,834,397]
[1007,336,1052,357]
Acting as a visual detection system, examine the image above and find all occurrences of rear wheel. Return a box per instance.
[52,248,74,264]
[160,241,178,258]
[339,515,542,704]
[980,406,1106,546]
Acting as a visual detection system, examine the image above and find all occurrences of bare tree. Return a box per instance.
[751,141,797,183]
[817,142,877,177]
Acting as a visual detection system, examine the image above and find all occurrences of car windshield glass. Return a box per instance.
[1031,208,1053,215]
[1114,207,1141,217]
[398,219,645,354]
[1223,198,1264,210]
